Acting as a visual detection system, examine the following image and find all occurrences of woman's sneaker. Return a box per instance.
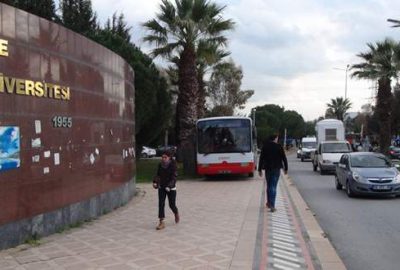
[174,213,180,223]
[156,220,165,230]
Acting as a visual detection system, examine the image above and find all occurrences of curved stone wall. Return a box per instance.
[0,4,135,249]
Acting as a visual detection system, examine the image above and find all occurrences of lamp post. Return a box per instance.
[252,108,256,127]
[387,18,400,27]
[333,64,350,99]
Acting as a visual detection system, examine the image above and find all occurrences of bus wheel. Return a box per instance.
[249,172,254,177]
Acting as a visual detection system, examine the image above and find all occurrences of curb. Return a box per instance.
[281,174,347,270]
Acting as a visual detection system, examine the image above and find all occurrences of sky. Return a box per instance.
[91,0,400,121]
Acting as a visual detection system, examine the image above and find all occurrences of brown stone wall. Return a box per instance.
[0,4,135,226]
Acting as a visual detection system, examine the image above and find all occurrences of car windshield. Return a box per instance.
[321,143,351,153]
[351,155,391,168]
[303,142,316,148]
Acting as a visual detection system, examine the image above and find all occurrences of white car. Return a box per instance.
[141,146,156,158]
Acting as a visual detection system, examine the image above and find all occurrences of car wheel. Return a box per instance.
[319,164,325,175]
[249,172,254,177]
[346,180,355,198]
[313,162,317,171]
[335,176,342,190]
[141,153,148,158]
[301,157,304,162]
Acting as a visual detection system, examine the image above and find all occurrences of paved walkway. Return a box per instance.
[0,174,342,269]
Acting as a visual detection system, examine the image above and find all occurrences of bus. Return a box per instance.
[196,116,256,177]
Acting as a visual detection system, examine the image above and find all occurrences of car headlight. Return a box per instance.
[352,172,363,183]
[395,174,400,183]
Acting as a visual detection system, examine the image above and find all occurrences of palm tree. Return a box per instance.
[143,0,234,149]
[326,97,352,121]
[351,38,400,153]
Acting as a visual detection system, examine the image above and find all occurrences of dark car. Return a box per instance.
[156,145,177,156]
[388,146,400,159]
[335,152,400,197]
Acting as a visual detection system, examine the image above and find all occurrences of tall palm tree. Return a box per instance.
[143,0,234,148]
[326,97,352,121]
[351,38,400,153]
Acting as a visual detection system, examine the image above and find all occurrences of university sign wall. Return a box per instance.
[0,4,136,249]
[0,39,71,100]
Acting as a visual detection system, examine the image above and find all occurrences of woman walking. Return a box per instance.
[153,150,180,230]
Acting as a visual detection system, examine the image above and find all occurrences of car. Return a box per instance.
[299,137,317,162]
[392,159,400,171]
[335,152,400,197]
[141,146,156,158]
[156,145,177,156]
[388,146,400,159]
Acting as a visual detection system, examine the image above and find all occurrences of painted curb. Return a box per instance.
[281,173,347,270]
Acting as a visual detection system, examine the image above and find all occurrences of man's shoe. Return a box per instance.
[270,207,277,212]
[174,212,180,223]
[156,220,165,230]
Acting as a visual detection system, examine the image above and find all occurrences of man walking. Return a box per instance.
[258,134,288,212]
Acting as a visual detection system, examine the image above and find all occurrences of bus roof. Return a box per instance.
[196,116,252,123]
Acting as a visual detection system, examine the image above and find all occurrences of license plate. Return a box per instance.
[372,185,391,190]
[219,170,231,174]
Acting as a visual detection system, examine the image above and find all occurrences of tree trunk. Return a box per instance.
[197,68,206,118]
[176,46,198,175]
[376,77,392,154]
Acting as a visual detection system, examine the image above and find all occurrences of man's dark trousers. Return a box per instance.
[265,168,281,208]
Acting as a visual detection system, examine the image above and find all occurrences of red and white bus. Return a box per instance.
[196,116,257,177]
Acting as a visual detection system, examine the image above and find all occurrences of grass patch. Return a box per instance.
[136,158,195,183]
[25,233,41,246]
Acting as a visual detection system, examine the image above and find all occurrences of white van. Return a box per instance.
[311,119,352,174]
[300,137,317,162]
[312,141,352,174]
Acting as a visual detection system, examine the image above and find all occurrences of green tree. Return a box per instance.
[282,110,305,139]
[196,41,230,118]
[207,60,254,116]
[92,14,172,150]
[60,0,98,36]
[143,0,234,173]
[391,83,400,135]
[351,38,399,153]
[253,104,306,145]
[325,97,352,121]
[9,0,57,21]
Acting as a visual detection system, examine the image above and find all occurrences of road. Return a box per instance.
[288,153,400,270]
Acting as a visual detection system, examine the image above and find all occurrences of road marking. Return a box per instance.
[272,240,296,249]
[273,258,302,268]
[272,248,299,258]
[274,263,298,270]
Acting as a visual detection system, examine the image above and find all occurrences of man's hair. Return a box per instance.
[269,134,279,141]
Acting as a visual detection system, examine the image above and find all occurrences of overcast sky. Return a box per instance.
[91,0,400,121]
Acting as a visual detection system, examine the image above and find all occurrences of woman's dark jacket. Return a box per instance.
[157,160,177,188]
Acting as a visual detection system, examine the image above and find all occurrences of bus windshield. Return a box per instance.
[197,119,251,154]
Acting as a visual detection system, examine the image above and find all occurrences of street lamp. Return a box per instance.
[387,18,400,27]
[333,64,350,99]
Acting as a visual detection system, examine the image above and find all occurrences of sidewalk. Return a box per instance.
[0,174,345,270]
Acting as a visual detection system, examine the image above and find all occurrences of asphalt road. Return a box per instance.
[288,153,400,270]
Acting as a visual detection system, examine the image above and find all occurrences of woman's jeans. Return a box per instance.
[265,169,281,208]
[158,188,178,219]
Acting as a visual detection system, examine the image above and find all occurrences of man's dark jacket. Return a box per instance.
[258,140,288,172]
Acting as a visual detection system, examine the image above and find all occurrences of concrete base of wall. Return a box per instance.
[0,179,136,250]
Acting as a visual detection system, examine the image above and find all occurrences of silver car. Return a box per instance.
[335,152,400,197]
